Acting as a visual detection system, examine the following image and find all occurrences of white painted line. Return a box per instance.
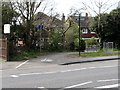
[95,83,120,88]
[38,87,45,88]
[102,65,117,68]
[41,58,47,62]
[41,58,53,62]
[65,81,92,88]
[97,79,119,82]
[16,60,29,69]
[88,67,96,69]
[14,68,87,77]
[11,65,118,77]
[60,68,87,73]
[88,65,118,69]
[11,75,19,78]
[19,73,41,76]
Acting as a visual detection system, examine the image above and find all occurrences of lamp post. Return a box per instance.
[78,13,81,56]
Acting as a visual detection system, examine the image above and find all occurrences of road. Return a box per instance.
[1,59,119,89]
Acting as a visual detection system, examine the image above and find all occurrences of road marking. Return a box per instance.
[18,68,87,76]
[65,81,92,88]
[11,65,118,77]
[19,71,57,76]
[102,65,117,68]
[95,83,120,88]
[41,58,53,62]
[88,67,96,69]
[11,75,19,78]
[38,87,45,88]
[97,79,119,82]
[16,60,29,69]
[60,68,87,73]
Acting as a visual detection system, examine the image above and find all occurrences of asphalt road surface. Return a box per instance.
[1,59,120,89]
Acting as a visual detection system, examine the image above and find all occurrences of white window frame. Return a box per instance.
[82,29,88,34]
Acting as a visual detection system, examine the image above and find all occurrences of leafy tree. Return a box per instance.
[90,8,120,48]
[48,30,63,51]
[83,0,117,48]
[8,0,51,49]
[65,21,78,45]
[2,2,18,25]
[2,2,20,58]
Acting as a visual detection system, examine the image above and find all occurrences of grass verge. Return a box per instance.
[9,49,40,61]
[69,50,120,58]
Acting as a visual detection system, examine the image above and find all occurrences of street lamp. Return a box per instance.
[78,13,81,56]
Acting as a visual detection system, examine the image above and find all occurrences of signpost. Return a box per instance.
[4,24,10,34]
[78,14,81,56]
[38,24,43,52]
[4,24,10,61]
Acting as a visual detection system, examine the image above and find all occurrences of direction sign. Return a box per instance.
[38,24,43,30]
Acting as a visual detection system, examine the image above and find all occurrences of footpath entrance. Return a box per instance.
[0,38,7,61]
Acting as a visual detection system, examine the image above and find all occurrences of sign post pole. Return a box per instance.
[4,24,10,61]
[38,24,43,52]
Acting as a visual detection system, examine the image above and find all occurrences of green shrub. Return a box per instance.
[74,38,86,51]
[47,32,62,52]
[9,49,39,61]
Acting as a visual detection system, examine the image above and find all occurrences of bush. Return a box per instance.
[47,31,63,52]
[9,48,39,61]
[74,38,86,51]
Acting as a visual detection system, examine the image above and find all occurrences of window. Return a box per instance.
[91,31,96,34]
[82,29,88,34]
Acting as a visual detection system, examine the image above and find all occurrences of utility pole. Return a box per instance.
[78,13,81,56]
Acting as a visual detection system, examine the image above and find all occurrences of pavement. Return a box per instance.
[1,51,120,70]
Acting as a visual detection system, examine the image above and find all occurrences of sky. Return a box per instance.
[51,0,120,18]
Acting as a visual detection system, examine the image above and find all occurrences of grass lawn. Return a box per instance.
[69,50,120,58]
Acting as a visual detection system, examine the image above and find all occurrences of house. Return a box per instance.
[34,12,65,49]
[69,13,99,41]
[34,12,64,30]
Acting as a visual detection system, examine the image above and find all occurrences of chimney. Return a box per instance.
[86,13,88,17]
[62,13,65,23]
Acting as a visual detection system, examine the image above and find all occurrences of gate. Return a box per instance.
[0,38,7,61]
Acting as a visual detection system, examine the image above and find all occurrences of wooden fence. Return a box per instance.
[0,38,7,61]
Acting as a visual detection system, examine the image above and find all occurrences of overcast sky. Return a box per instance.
[51,0,119,18]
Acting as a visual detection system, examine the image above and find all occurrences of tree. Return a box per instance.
[91,8,120,48]
[2,2,19,30]
[9,0,52,49]
[82,0,118,48]
[65,19,78,49]
[2,2,21,58]
[48,30,63,51]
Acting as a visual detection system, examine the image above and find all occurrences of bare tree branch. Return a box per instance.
[103,2,118,13]
[82,2,98,15]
